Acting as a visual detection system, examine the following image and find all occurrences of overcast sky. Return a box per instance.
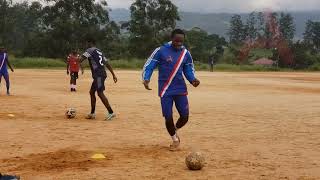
[13,0,320,13]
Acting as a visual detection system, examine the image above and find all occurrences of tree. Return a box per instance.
[129,0,180,58]
[279,12,295,43]
[228,15,246,44]
[304,20,314,45]
[41,0,117,58]
[0,0,14,46]
[256,12,265,37]
[185,27,226,62]
[303,20,320,50]
[292,41,317,69]
[246,12,258,40]
[264,12,278,41]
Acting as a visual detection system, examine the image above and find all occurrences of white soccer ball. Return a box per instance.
[65,108,76,119]
[185,152,205,170]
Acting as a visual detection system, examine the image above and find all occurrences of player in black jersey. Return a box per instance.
[80,38,118,120]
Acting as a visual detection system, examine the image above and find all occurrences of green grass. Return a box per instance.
[9,57,318,72]
[212,64,292,72]
[11,57,66,69]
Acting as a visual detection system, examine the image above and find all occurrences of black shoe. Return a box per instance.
[70,88,74,92]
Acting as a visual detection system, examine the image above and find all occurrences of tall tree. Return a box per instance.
[129,0,180,58]
[246,12,258,40]
[279,12,296,43]
[304,20,314,45]
[303,20,320,50]
[42,0,116,58]
[0,0,13,46]
[256,12,265,37]
[264,12,279,40]
[228,15,246,44]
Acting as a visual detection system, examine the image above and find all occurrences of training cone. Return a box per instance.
[91,153,106,159]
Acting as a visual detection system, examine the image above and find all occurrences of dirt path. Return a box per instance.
[0,70,319,179]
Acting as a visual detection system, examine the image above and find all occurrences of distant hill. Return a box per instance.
[109,8,320,39]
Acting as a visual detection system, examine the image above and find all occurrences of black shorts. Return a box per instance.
[70,72,79,79]
[91,76,106,92]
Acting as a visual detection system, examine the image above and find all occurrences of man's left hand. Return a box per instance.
[191,79,200,87]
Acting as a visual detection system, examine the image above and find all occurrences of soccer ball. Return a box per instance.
[65,108,76,119]
[185,152,205,170]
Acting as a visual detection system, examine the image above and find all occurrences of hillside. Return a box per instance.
[109,8,320,39]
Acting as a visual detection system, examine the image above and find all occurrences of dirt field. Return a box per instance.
[0,69,319,180]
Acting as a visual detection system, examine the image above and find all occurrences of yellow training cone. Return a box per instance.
[8,114,15,117]
[91,153,106,159]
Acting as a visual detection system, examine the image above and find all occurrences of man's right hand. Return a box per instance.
[67,71,69,75]
[143,80,152,90]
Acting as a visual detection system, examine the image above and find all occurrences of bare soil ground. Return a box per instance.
[0,70,319,180]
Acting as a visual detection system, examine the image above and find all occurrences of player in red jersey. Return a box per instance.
[67,50,83,92]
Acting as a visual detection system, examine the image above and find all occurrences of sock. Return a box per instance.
[107,107,113,114]
[171,134,179,142]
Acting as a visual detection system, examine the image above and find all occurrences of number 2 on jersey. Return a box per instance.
[97,51,104,66]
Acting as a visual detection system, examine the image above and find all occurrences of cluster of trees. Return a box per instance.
[0,0,121,58]
[228,12,295,44]
[0,0,226,62]
[1,0,320,69]
[227,12,320,69]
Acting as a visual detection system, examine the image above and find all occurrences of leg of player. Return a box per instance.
[176,115,189,130]
[3,73,10,95]
[161,96,180,151]
[73,72,77,91]
[86,85,96,119]
[70,74,73,92]
[174,95,190,130]
[71,72,77,92]
[97,91,115,121]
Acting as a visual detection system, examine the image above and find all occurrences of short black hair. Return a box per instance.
[171,29,185,38]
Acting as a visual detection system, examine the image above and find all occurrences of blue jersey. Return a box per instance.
[142,42,196,97]
[0,52,8,73]
[83,47,107,78]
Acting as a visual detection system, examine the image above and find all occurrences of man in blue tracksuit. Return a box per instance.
[142,29,200,151]
[0,47,14,95]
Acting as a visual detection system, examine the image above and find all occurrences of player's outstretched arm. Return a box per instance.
[106,62,117,83]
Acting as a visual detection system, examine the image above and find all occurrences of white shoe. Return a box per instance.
[169,134,180,151]
[86,113,96,119]
[106,113,116,121]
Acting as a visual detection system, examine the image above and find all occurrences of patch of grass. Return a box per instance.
[8,57,312,72]
[212,64,292,72]
[110,59,145,70]
[11,57,66,69]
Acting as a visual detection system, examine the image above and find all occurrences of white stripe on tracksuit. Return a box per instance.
[160,49,187,97]
[0,53,6,70]
[142,47,160,80]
